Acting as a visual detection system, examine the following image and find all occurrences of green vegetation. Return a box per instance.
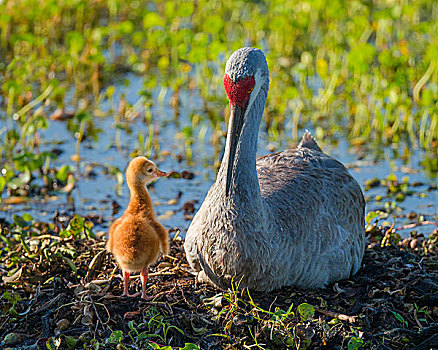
[1,0,438,186]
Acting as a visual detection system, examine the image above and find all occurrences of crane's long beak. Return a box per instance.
[225,104,245,196]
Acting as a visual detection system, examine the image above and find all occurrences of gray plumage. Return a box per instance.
[184,47,365,292]
[298,130,322,152]
[225,47,268,82]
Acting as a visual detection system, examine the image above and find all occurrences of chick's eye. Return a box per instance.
[148,169,153,173]
[248,87,254,93]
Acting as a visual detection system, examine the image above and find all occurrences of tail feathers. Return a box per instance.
[298,130,322,152]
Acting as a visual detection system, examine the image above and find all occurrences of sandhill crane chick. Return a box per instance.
[107,157,169,299]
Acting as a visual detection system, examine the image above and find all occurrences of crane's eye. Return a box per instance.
[248,87,254,93]
[148,168,153,173]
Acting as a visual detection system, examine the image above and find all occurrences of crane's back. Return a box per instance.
[254,147,365,289]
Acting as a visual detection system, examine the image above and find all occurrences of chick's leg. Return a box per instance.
[122,270,140,297]
[122,270,131,296]
[140,266,153,300]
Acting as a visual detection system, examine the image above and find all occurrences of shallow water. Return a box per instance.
[1,74,437,238]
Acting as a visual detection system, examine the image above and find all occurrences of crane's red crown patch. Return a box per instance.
[223,74,255,108]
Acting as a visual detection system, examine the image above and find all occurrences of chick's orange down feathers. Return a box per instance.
[106,157,169,299]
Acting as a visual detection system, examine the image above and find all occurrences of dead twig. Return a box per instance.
[375,326,418,337]
[29,293,63,317]
[395,220,438,231]
[87,292,110,334]
[314,306,357,323]
[28,234,65,242]
[128,268,174,280]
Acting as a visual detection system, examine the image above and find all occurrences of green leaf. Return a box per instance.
[13,214,30,227]
[177,2,194,17]
[59,255,78,274]
[59,229,71,239]
[1,291,13,301]
[137,332,161,340]
[204,15,223,33]
[297,303,315,321]
[118,20,134,34]
[76,111,92,123]
[143,12,165,29]
[8,306,20,316]
[85,226,96,239]
[67,215,85,236]
[348,336,364,350]
[271,308,287,321]
[13,152,47,172]
[150,344,172,350]
[13,292,22,302]
[66,31,85,57]
[391,311,408,327]
[108,330,123,344]
[347,43,376,74]
[56,165,72,182]
[387,173,397,182]
[426,43,438,64]
[365,211,380,224]
[60,335,78,350]
[128,320,136,332]
[22,213,33,222]
[106,85,116,98]
[0,176,6,193]
[182,126,193,137]
[179,344,200,350]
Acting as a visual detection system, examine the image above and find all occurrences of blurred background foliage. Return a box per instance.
[0,0,437,169]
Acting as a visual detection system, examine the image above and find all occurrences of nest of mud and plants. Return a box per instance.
[0,213,437,350]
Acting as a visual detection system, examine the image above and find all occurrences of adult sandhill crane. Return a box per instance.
[184,47,365,292]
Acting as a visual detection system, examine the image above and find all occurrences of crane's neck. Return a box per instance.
[218,88,267,201]
[126,180,155,219]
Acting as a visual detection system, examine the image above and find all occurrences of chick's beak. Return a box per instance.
[155,169,168,177]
